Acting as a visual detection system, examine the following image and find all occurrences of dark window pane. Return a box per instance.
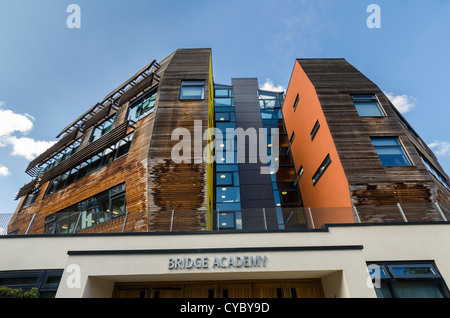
[393,281,444,298]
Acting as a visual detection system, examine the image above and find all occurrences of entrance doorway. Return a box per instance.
[113,279,324,298]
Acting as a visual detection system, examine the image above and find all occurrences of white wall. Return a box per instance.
[0,223,449,298]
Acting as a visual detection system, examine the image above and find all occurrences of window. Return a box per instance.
[214,85,234,107]
[216,187,240,203]
[371,137,412,166]
[90,116,116,143]
[20,187,41,211]
[368,262,449,298]
[310,120,320,140]
[258,90,284,109]
[127,87,157,122]
[44,134,133,197]
[312,154,332,186]
[44,183,126,234]
[297,166,304,180]
[0,269,63,298]
[37,138,82,176]
[352,95,385,117]
[216,212,235,230]
[215,112,231,122]
[293,94,299,111]
[179,80,205,100]
[289,131,295,144]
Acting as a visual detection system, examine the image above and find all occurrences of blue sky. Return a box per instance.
[0,0,449,213]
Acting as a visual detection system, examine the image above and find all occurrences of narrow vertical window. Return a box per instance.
[293,94,299,111]
[312,154,332,186]
[310,120,320,140]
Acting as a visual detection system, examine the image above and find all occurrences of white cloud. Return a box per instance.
[384,92,416,114]
[259,79,285,92]
[0,165,10,177]
[428,140,450,157]
[0,101,55,161]
[4,136,56,161]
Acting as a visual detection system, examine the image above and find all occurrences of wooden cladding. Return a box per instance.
[296,58,447,207]
[146,49,211,230]
[39,121,129,185]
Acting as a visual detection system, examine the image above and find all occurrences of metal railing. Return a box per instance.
[0,202,448,236]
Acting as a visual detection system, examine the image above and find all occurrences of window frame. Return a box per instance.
[371,137,412,167]
[293,94,300,111]
[90,115,116,143]
[179,80,206,100]
[351,95,386,117]
[310,120,320,141]
[367,262,450,298]
[312,154,332,186]
[127,86,158,122]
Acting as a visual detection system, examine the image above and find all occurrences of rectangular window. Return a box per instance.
[215,112,231,122]
[312,154,332,186]
[44,184,126,234]
[368,262,449,298]
[293,94,299,111]
[289,131,295,145]
[43,134,133,197]
[20,187,41,211]
[310,120,320,140]
[127,87,157,122]
[352,95,385,117]
[371,137,412,166]
[216,212,235,230]
[297,166,304,180]
[90,116,116,143]
[180,80,205,100]
[216,187,240,203]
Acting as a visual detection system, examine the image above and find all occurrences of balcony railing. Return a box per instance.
[0,202,448,236]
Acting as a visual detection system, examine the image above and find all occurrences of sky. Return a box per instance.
[0,0,449,213]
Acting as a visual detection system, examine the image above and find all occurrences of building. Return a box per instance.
[0,48,449,299]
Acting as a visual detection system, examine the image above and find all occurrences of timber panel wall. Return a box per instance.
[297,59,450,207]
[147,49,211,231]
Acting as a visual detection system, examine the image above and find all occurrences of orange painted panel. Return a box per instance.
[282,61,353,225]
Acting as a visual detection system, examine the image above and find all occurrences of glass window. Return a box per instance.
[116,134,133,159]
[180,80,205,100]
[297,166,304,180]
[216,172,233,186]
[293,94,299,111]
[310,120,320,140]
[371,137,412,166]
[352,95,385,117]
[258,90,284,109]
[76,160,90,180]
[217,212,235,230]
[368,262,449,298]
[88,152,103,173]
[215,112,231,122]
[20,187,41,210]
[45,183,126,234]
[128,87,157,122]
[90,116,116,143]
[312,154,332,185]
[216,187,240,203]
